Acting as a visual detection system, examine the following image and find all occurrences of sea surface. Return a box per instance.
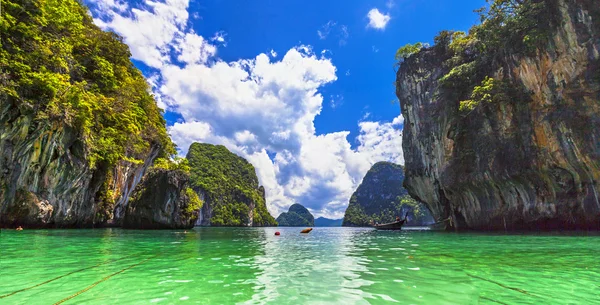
[1,227,599,304]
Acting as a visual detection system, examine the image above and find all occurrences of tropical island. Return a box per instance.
[277,203,314,227]
[2,1,600,304]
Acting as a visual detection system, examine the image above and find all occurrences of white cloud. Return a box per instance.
[372,45,380,53]
[330,94,344,109]
[175,32,217,64]
[88,0,128,13]
[345,69,351,76]
[317,21,349,46]
[367,8,391,30]
[90,1,404,219]
[386,0,395,9]
[91,0,191,68]
[317,21,336,39]
[338,25,349,46]
[211,31,227,46]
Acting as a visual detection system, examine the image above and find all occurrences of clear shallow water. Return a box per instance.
[1,228,599,305]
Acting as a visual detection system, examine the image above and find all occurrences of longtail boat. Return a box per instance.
[373,213,408,230]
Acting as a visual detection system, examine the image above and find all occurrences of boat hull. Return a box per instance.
[373,220,405,230]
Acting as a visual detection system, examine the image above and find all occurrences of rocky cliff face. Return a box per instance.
[0,0,173,228]
[342,162,433,226]
[0,117,158,228]
[187,143,277,227]
[123,168,201,229]
[277,203,314,226]
[397,0,600,230]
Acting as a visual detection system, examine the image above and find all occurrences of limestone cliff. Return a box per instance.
[396,0,600,230]
[342,162,433,226]
[186,143,277,227]
[123,168,201,229]
[0,0,173,228]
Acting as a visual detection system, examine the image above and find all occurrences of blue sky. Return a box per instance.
[86,0,485,218]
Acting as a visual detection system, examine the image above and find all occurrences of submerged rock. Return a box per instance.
[123,168,201,229]
[342,162,433,227]
[396,0,600,230]
[277,204,314,226]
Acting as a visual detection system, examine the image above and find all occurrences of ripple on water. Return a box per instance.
[3,227,599,305]
[150,298,167,303]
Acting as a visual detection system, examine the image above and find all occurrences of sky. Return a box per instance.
[84,0,486,219]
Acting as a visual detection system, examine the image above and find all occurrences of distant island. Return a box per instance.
[277,204,314,227]
[315,217,343,227]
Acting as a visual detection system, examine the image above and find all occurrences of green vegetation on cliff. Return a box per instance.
[1,0,175,226]
[342,162,433,226]
[277,204,314,227]
[396,0,564,114]
[0,0,175,168]
[186,143,276,226]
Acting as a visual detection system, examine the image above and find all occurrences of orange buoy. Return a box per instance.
[274,231,281,236]
[300,228,313,234]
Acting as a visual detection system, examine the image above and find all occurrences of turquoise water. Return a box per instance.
[1,227,599,304]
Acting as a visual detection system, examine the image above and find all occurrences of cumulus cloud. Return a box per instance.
[91,0,191,68]
[89,0,404,219]
[174,32,217,64]
[367,8,391,30]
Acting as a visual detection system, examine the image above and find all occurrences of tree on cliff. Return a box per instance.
[0,0,175,166]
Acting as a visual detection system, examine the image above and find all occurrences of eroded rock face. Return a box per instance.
[397,0,600,230]
[0,118,158,228]
[123,168,199,229]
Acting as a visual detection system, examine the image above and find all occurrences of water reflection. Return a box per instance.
[242,228,377,304]
[2,228,599,304]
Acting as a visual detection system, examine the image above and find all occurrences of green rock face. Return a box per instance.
[277,204,314,227]
[123,168,201,229]
[186,143,276,227]
[342,162,433,227]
